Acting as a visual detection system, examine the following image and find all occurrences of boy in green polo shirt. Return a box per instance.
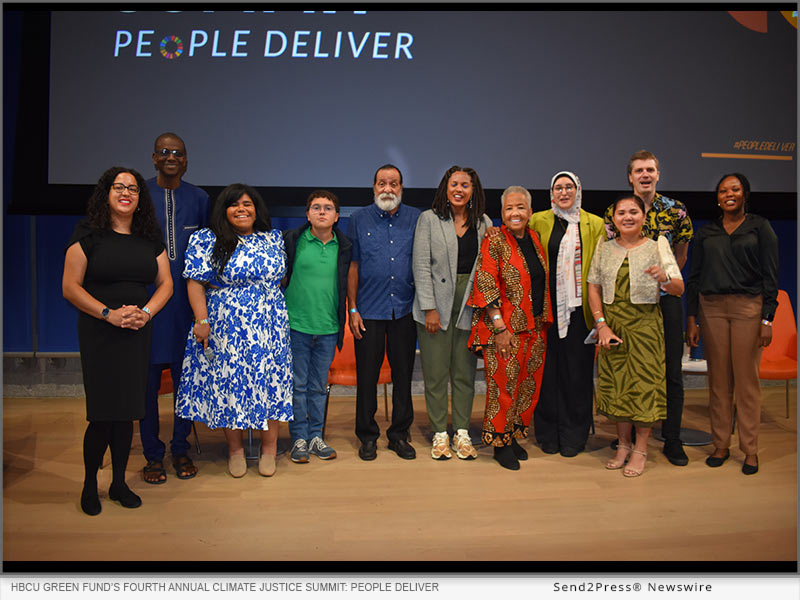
[283,190,353,463]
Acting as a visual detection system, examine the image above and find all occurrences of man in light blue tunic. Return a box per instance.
[140,132,209,484]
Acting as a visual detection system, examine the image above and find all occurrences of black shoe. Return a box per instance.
[705,449,730,468]
[662,439,689,466]
[108,483,142,509]
[511,438,528,461]
[493,446,520,470]
[358,440,377,461]
[742,457,759,475]
[560,446,582,458]
[388,438,416,460]
[80,484,101,516]
[540,441,559,454]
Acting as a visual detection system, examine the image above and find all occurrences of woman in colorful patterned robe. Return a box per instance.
[468,186,552,470]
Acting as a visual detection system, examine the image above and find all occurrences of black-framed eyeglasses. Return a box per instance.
[156,148,185,158]
[110,183,140,195]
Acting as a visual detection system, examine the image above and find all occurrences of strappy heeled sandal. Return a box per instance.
[623,449,647,477]
[606,443,632,469]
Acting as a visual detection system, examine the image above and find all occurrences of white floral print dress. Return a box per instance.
[176,228,293,429]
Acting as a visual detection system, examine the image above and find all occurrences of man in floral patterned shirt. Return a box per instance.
[603,150,693,466]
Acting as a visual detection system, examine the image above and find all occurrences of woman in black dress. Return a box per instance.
[63,166,172,515]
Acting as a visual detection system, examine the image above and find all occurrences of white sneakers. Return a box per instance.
[431,429,478,460]
[431,431,453,460]
[452,429,478,460]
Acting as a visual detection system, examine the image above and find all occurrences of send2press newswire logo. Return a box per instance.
[112,11,415,61]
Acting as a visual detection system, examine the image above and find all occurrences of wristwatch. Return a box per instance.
[101,307,110,320]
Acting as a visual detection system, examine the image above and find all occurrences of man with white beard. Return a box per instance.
[347,164,421,461]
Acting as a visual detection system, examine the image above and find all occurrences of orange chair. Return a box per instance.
[759,289,797,418]
[324,325,392,437]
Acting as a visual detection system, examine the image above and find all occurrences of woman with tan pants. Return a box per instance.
[686,173,779,475]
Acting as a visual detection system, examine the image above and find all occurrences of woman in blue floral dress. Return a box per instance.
[176,184,292,478]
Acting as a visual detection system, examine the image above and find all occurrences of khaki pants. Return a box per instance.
[698,294,763,454]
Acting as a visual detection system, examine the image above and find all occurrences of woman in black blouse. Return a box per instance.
[412,166,492,460]
[686,173,778,475]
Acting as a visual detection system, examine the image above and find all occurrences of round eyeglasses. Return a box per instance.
[309,204,336,213]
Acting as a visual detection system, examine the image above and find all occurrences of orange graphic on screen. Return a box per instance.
[728,10,798,32]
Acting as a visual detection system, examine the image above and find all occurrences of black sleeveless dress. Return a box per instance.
[67,221,164,421]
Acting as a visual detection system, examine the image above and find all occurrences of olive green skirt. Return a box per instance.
[596,260,666,426]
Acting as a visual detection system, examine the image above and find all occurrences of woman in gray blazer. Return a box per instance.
[412,166,492,460]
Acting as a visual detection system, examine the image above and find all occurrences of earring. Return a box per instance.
[468,198,473,209]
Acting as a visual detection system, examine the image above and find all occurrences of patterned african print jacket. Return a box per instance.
[467,225,552,349]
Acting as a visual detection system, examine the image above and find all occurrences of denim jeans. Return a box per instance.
[289,330,338,442]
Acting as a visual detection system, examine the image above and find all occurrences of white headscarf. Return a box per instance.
[550,171,583,339]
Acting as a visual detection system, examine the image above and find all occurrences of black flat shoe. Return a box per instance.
[358,440,377,461]
[511,438,528,461]
[705,450,730,468]
[663,439,689,466]
[80,485,101,516]
[540,441,559,455]
[388,438,416,460]
[108,483,142,509]
[742,457,759,475]
[493,446,520,470]
[560,446,582,458]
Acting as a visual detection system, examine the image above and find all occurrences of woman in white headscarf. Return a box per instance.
[530,171,605,457]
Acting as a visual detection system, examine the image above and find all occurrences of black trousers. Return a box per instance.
[659,293,685,442]
[354,313,416,443]
[533,309,594,449]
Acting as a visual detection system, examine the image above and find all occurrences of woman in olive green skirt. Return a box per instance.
[587,195,684,477]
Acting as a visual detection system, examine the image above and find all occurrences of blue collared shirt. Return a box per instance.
[348,202,420,320]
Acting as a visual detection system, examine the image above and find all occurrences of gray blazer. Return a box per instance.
[412,209,493,331]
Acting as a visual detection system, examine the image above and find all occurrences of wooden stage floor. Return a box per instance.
[3,386,797,567]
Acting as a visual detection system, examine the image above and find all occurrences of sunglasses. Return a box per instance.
[156,148,185,158]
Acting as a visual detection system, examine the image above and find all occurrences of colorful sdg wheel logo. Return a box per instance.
[160,35,184,59]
